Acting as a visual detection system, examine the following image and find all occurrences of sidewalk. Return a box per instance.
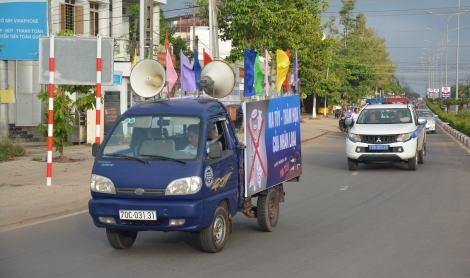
[0,115,339,232]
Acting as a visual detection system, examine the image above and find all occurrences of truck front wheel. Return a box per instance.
[200,206,229,253]
[106,228,138,249]
[257,189,279,232]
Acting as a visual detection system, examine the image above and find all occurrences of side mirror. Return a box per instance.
[345,118,353,126]
[417,118,427,125]
[92,143,100,157]
[208,143,222,159]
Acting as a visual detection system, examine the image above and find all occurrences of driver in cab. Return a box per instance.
[183,124,199,155]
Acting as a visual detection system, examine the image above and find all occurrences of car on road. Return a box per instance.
[345,98,427,171]
[416,109,436,134]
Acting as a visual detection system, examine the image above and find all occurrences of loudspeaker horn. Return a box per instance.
[199,60,235,99]
[130,59,166,98]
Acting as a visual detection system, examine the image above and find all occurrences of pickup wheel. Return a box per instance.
[418,143,425,164]
[347,158,358,171]
[257,189,279,232]
[106,228,138,249]
[200,206,229,253]
[408,150,418,171]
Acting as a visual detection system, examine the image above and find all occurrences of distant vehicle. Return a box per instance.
[418,97,423,100]
[416,109,436,134]
[345,98,427,171]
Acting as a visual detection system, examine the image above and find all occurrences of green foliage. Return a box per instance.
[129,6,190,65]
[0,137,26,161]
[426,99,470,136]
[36,88,74,155]
[330,0,397,103]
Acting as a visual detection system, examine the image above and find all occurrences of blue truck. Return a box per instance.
[88,60,302,252]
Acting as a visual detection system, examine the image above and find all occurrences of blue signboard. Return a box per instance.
[244,95,302,196]
[0,1,47,60]
[441,92,451,100]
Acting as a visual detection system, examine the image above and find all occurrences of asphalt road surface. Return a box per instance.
[2,123,470,278]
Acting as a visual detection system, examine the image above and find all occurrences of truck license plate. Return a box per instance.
[369,145,389,150]
[119,210,157,220]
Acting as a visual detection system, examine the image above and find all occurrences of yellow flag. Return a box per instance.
[133,48,138,67]
[276,50,290,92]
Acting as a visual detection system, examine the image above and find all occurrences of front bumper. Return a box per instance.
[426,123,436,132]
[89,198,204,232]
[346,138,417,162]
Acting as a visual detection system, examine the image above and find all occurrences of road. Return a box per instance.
[2,124,470,278]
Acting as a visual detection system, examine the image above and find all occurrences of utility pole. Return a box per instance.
[139,0,153,60]
[455,0,461,112]
[0,61,8,137]
[212,0,219,59]
[193,0,196,51]
[130,18,139,62]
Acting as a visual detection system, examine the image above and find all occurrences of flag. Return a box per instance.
[193,49,202,90]
[147,48,152,59]
[164,32,170,52]
[180,50,196,92]
[293,51,299,91]
[276,50,290,93]
[203,48,213,65]
[132,48,138,67]
[254,52,263,95]
[162,48,177,95]
[283,49,291,92]
[264,50,270,97]
[244,49,257,97]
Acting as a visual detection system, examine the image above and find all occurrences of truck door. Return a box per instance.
[203,117,238,197]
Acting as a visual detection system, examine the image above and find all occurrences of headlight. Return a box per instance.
[166,176,202,195]
[397,132,413,142]
[91,174,116,194]
[347,133,361,143]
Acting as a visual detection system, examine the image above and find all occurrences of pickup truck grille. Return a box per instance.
[361,135,398,144]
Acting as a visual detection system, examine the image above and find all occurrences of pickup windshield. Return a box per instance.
[100,115,202,161]
[356,108,412,124]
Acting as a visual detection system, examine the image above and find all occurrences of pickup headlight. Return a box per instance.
[397,132,413,142]
[347,133,361,143]
[166,177,202,195]
[91,174,116,194]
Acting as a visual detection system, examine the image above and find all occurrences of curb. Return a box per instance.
[436,118,470,148]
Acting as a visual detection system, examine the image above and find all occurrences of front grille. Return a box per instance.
[116,188,165,196]
[361,135,398,144]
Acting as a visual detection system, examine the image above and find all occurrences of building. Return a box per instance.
[0,0,166,143]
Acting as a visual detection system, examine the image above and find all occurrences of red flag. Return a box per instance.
[283,49,291,92]
[164,32,170,52]
[203,48,212,65]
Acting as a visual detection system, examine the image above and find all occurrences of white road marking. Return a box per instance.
[0,210,88,233]
[340,186,349,191]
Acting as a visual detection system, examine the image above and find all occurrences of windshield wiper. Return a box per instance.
[139,154,187,164]
[104,153,149,164]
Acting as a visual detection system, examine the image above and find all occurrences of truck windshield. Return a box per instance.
[100,115,202,161]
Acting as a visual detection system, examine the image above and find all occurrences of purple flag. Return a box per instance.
[294,51,299,91]
[180,50,196,92]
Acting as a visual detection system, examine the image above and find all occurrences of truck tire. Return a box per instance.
[408,150,418,171]
[200,206,229,253]
[418,144,425,164]
[106,228,138,249]
[257,189,279,232]
[347,158,358,171]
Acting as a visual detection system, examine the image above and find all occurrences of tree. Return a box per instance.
[330,0,397,104]
[129,6,192,65]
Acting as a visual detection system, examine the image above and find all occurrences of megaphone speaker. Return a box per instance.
[130,59,166,98]
[199,60,235,99]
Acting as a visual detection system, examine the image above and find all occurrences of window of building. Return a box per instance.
[60,0,84,34]
[90,2,99,36]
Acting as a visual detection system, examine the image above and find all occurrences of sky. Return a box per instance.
[161,0,470,97]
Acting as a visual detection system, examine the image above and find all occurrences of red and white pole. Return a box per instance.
[47,35,55,186]
[95,35,102,143]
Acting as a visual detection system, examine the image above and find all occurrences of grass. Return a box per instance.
[0,136,26,161]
